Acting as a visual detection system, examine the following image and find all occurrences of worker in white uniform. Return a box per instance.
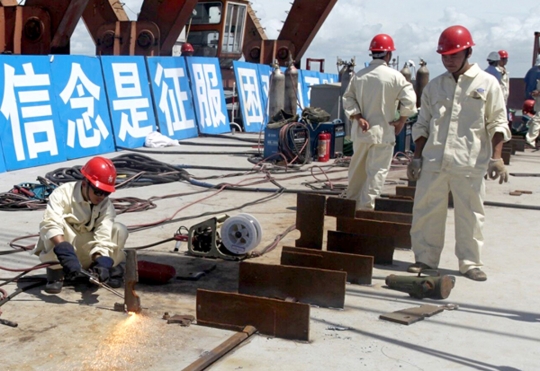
[407,25,511,281]
[525,80,540,148]
[342,34,417,210]
[496,50,510,105]
[34,156,128,293]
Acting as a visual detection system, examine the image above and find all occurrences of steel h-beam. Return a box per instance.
[278,0,337,62]
[0,0,89,54]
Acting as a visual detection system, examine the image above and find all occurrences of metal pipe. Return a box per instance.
[182,325,257,371]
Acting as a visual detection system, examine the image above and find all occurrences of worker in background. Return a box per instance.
[407,25,510,282]
[342,34,417,210]
[497,50,510,105]
[485,51,502,83]
[524,55,540,99]
[33,157,128,294]
[181,42,195,57]
[513,99,536,134]
[525,86,540,148]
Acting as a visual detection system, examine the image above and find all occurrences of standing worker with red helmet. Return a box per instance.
[497,50,510,105]
[33,156,128,294]
[342,34,417,210]
[407,25,510,281]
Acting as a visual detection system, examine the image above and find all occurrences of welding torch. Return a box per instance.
[79,270,124,300]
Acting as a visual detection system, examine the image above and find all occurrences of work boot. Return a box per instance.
[108,262,125,289]
[463,268,487,282]
[407,262,432,273]
[45,268,64,294]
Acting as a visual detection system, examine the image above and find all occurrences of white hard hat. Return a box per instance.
[487,51,500,62]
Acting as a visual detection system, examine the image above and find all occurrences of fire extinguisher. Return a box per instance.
[318,132,331,162]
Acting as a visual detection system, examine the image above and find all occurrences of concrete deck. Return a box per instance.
[0,134,539,371]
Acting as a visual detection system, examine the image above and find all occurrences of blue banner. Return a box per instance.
[0,55,67,171]
[100,56,157,149]
[50,55,116,159]
[257,64,272,124]
[233,61,265,133]
[299,70,324,111]
[146,57,198,140]
[320,73,339,84]
[0,140,6,173]
[185,57,230,134]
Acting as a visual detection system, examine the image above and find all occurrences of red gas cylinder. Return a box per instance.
[317,132,331,162]
[137,260,176,284]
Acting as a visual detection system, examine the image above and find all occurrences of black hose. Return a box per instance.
[200,133,261,143]
[177,141,258,148]
[484,200,540,211]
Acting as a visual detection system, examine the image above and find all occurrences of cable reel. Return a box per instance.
[220,213,263,255]
[182,214,262,260]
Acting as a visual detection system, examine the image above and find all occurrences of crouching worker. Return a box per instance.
[33,157,128,294]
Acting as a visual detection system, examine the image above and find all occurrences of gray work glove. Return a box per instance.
[487,158,508,184]
[407,158,422,181]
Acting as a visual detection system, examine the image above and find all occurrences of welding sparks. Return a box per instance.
[80,313,158,370]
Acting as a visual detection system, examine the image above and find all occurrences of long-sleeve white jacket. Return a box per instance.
[412,63,511,176]
[38,181,117,257]
[342,59,417,144]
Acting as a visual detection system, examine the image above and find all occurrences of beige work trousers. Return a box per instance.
[37,222,128,270]
[346,141,394,210]
[525,112,540,146]
[410,170,485,274]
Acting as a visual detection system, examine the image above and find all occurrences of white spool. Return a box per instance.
[221,214,263,254]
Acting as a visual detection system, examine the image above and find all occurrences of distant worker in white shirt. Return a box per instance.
[406,25,510,281]
[34,157,128,294]
[342,34,417,210]
[496,50,510,105]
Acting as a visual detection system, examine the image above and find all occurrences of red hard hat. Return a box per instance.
[369,34,396,52]
[523,99,536,115]
[498,50,508,59]
[80,157,116,193]
[437,25,475,55]
[181,43,194,53]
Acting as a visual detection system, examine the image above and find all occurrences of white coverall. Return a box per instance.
[525,80,540,147]
[343,59,417,210]
[411,63,511,274]
[34,181,127,269]
[495,65,509,105]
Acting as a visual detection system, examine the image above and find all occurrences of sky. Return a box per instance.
[70,0,540,79]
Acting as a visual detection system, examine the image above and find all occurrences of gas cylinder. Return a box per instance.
[415,59,429,108]
[400,63,412,82]
[317,132,331,162]
[284,57,299,115]
[268,61,285,120]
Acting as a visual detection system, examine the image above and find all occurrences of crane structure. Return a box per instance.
[0,0,337,69]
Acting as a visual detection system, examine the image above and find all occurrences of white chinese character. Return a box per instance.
[111,63,153,140]
[192,63,226,128]
[154,63,194,136]
[60,63,110,149]
[0,63,58,161]
[237,68,263,127]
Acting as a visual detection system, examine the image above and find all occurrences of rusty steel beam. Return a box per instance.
[295,193,326,250]
[336,217,411,249]
[238,262,346,308]
[325,196,356,218]
[182,326,257,371]
[395,186,416,199]
[196,289,310,341]
[355,210,413,224]
[278,0,337,61]
[82,0,128,44]
[375,197,414,214]
[281,246,373,285]
[327,230,395,265]
[137,0,198,56]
